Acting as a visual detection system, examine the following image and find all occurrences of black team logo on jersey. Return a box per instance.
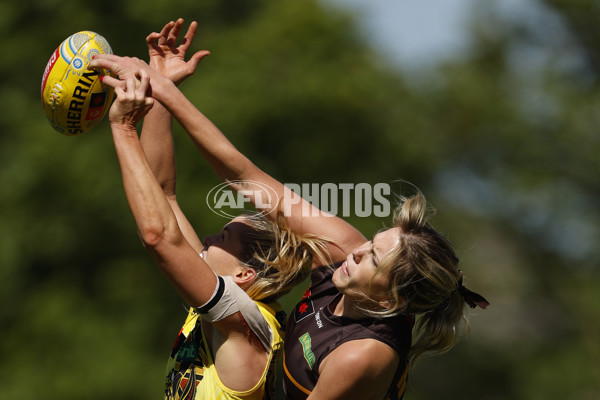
[294,298,315,322]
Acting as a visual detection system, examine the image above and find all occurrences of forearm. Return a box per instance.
[148,78,366,263]
[153,80,254,182]
[111,123,216,305]
[111,123,178,244]
[138,97,205,253]
[140,101,176,195]
[102,68,217,306]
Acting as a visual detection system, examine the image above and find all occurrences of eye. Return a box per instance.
[221,226,231,242]
[370,243,379,268]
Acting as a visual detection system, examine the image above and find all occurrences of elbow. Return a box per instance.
[139,219,181,249]
[139,224,166,248]
[135,208,183,250]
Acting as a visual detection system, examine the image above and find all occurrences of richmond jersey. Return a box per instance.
[165,276,286,400]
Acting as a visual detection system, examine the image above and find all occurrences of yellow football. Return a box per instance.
[41,31,115,136]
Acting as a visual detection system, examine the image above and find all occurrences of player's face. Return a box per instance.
[332,227,400,305]
[200,216,253,277]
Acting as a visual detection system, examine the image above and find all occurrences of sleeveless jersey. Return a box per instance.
[165,300,285,400]
[282,264,412,400]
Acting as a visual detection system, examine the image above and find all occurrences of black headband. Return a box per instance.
[457,270,489,309]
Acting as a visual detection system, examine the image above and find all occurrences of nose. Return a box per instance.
[352,245,367,263]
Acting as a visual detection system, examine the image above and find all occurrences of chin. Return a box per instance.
[331,266,344,288]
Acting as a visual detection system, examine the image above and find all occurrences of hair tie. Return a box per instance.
[457,270,489,309]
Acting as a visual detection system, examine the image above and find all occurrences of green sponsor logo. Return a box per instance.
[299,333,316,369]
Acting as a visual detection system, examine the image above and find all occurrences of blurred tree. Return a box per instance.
[403,1,600,399]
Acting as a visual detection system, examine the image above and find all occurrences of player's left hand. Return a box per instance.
[146,18,210,86]
[106,70,154,128]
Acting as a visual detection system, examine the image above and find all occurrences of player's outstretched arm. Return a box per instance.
[140,18,210,255]
[91,51,366,266]
[106,70,218,307]
[154,83,366,265]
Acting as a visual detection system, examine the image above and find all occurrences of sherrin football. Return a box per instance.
[41,31,115,136]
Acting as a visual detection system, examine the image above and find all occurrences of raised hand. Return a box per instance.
[90,54,157,86]
[146,18,210,85]
[106,70,154,129]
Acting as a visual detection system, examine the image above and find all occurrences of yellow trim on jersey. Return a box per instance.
[283,352,312,395]
[203,301,283,397]
[392,366,409,400]
[165,301,284,400]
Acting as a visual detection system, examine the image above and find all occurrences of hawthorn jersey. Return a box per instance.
[282,264,413,400]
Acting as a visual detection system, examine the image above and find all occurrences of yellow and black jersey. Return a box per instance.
[165,276,286,400]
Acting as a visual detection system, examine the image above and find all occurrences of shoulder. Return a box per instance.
[366,314,413,358]
[312,339,399,400]
[323,338,399,373]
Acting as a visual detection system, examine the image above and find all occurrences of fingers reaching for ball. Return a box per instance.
[99,73,120,89]
[108,70,154,128]
[90,54,158,85]
[91,52,174,101]
[89,54,125,78]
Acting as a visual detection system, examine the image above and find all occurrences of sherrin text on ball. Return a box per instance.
[41,31,115,136]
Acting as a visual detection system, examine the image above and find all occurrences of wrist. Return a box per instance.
[110,121,139,136]
[153,82,184,114]
[151,76,177,103]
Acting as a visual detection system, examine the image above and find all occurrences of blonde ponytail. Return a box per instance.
[360,192,487,365]
[239,213,330,301]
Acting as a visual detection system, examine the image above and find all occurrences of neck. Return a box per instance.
[332,294,364,319]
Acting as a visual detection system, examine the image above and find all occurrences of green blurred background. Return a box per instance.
[2,0,599,398]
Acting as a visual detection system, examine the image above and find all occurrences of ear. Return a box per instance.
[234,267,257,287]
[378,299,395,310]
[378,296,404,311]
